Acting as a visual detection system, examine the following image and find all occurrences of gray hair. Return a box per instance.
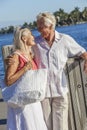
[36,12,56,30]
[13,27,31,52]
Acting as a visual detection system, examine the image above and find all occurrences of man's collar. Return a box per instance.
[55,30,61,42]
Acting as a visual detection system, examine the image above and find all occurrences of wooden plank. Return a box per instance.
[73,59,86,129]
[66,58,82,130]
[0,88,3,99]
[66,58,87,130]
[65,62,75,130]
[0,102,7,120]
[0,88,7,127]
[0,46,12,127]
[80,60,87,113]
[0,125,7,130]
[1,45,14,70]
[79,60,87,129]
[1,45,14,59]
[0,89,7,119]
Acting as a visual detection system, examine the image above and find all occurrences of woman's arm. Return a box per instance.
[5,54,32,86]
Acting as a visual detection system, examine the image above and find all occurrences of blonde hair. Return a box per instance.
[13,27,31,52]
[36,12,56,30]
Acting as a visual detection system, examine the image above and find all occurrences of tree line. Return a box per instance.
[0,7,87,34]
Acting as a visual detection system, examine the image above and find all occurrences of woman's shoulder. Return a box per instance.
[11,51,19,60]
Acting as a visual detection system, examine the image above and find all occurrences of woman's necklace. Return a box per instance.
[24,53,32,62]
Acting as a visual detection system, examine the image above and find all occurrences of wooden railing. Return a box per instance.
[0,90,7,130]
[0,45,87,130]
[66,58,87,130]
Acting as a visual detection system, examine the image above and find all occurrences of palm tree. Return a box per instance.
[82,7,87,21]
[22,22,29,28]
[54,8,68,26]
[70,7,80,24]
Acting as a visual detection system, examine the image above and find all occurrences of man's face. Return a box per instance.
[37,18,52,39]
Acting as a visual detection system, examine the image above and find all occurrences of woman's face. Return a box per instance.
[27,32,35,46]
[22,31,35,46]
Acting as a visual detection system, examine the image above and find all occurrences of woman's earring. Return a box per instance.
[21,36,26,43]
[24,40,26,43]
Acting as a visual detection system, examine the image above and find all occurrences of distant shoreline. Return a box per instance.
[0,21,87,35]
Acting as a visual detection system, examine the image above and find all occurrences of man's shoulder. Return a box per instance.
[59,32,71,39]
[55,31,71,40]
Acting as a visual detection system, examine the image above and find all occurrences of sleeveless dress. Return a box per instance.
[6,52,47,130]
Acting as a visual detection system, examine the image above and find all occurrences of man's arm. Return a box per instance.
[5,55,16,66]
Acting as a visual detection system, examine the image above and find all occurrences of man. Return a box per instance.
[32,12,87,130]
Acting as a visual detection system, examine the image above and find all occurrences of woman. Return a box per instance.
[5,27,47,130]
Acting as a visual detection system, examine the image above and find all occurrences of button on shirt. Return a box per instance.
[33,31,86,97]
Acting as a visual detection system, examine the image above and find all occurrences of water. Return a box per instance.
[57,23,87,49]
[0,23,87,79]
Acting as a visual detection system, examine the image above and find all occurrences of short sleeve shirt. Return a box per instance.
[34,31,86,97]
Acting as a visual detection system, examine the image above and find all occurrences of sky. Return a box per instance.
[0,0,87,28]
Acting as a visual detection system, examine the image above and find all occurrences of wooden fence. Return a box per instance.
[0,45,87,130]
[66,58,87,130]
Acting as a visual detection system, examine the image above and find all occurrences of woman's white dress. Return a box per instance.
[7,102,47,130]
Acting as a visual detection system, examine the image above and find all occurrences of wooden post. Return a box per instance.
[1,45,14,71]
[0,45,14,130]
[66,58,87,130]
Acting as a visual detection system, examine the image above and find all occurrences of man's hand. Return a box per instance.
[5,55,16,66]
[84,60,87,73]
[80,52,87,73]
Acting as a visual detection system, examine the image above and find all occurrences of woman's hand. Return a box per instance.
[24,61,32,72]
